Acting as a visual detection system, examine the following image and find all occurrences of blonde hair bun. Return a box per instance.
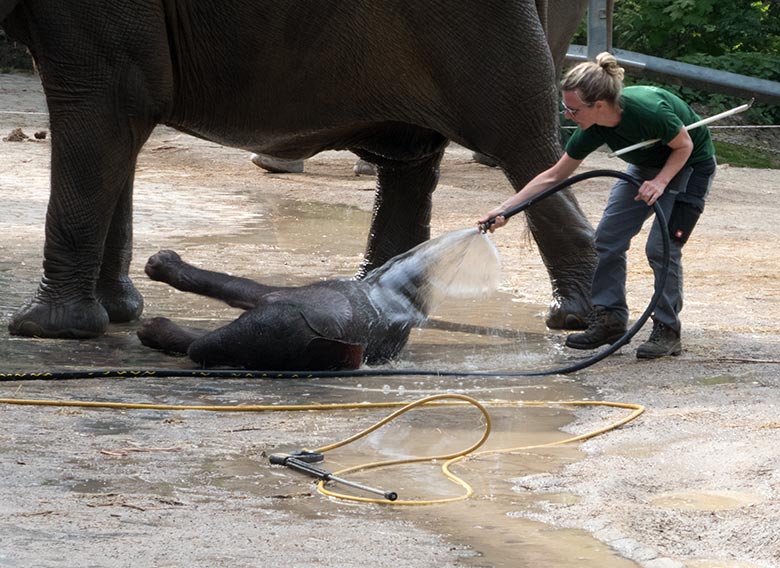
[562,51,625,105]
[595,52,625,81]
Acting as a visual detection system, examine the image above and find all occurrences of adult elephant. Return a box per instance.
[2,0,596,339]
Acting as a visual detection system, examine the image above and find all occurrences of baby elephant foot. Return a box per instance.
[137,316,199,355]
[144,250,184,283]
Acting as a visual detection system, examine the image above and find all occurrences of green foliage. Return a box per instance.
[606,2,780,123]
[621,51,780,124]
[680,52,780,84]
[612,0,780,58]
[679,52,780,123]
[713,140,779,169]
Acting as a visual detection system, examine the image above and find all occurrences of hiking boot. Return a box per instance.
[636,319,682,359]
[565,306,627,350]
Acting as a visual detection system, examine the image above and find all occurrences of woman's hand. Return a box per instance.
[636,128,693,205]
[478,209,507,233]
[477,153,582,232]
[635,178,667,205]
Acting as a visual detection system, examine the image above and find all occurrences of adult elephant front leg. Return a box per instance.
[524,191,596,329]
[9,105,153,339]
[356,148,446,276]
[496,152,596,330]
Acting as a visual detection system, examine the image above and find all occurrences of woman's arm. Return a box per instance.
[478,153,582,232]
[635,127,694,206]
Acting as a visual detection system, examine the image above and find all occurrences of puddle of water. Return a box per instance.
[650,490,764,511]
[68,478,116,494]
[407,294,564,374]
[694,374,740,386]
[263,397,639,568]
[162,196,370,262]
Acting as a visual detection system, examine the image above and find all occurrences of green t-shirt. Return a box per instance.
[565,86,715,168]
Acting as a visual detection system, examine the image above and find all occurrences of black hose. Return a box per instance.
[0,170,668,382]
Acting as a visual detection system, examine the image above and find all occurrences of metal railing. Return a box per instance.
[568,0,780,106]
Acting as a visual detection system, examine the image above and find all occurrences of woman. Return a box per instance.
[479,52,717,359]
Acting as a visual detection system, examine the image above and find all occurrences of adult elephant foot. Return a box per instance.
[544,264,593,330]
[250,153,304,173]
[522,186,597,331]
[95,276,144,323]
[8,296,110,339]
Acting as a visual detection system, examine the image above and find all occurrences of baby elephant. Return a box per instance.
[137,229,499,371]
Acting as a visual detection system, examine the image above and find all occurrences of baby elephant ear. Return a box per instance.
[305,338,364,371]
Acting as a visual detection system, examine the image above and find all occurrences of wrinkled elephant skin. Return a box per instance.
[2,0,596,339]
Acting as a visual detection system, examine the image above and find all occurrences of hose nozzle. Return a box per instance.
[270,451,398,501]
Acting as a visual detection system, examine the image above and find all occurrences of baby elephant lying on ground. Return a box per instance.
[137,229,499,371]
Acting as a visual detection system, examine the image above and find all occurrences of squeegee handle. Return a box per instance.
[608,99,753,158]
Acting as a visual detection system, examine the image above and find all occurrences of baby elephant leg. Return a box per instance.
[144,250,274,309]
[184,313,284,369]
[137,316,205,355]
[185,314,365,371]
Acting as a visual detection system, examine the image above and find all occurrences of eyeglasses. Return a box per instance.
[560,100,591,117]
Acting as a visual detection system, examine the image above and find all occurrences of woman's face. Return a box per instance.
[561,90,597,129]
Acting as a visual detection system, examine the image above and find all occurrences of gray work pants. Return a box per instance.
[591,158,716,334]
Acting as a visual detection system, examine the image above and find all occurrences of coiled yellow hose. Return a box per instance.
[0,394,644,505]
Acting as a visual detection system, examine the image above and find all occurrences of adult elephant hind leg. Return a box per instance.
[473,138,596,329]
[494,145,596,330]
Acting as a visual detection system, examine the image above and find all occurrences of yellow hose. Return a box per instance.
[0,394,644,505]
